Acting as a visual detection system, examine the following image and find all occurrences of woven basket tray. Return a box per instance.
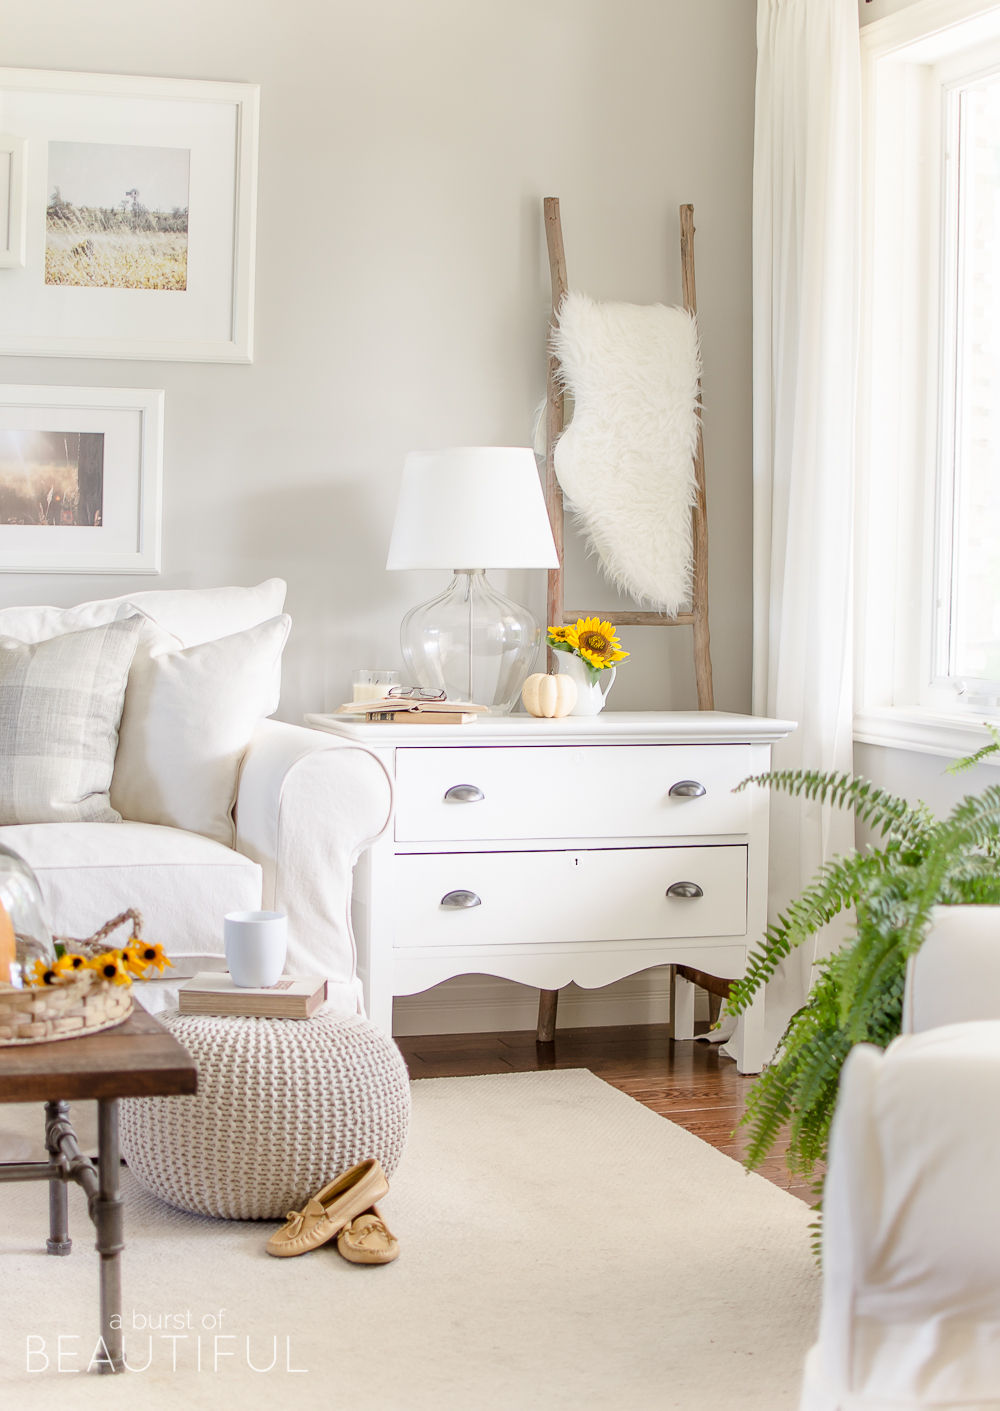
[0,971,133,1045]
[0,908,144,1046]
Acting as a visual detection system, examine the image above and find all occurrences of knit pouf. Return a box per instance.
[119,1010,411,1220]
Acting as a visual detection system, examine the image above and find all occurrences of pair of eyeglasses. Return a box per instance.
[386,686,447,701]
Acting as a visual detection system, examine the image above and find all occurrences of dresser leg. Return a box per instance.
[734,991,766,1074]
[367,984,394,1037]
[672,973,695,1040]
[536,988,559,1043]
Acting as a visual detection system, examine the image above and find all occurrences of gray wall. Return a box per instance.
[0,0,757,725]
[855,744,1000,860]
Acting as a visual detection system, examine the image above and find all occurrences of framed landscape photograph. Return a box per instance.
[0,386,163,572]
[0,69,258,362]
[46,140,190,291]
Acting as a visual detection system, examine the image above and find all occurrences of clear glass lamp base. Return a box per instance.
[400,570,542,714]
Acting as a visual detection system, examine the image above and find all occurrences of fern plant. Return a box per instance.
[726,741,1000,1192]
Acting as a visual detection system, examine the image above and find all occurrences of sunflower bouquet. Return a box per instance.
[30,938,172,989]
[26,907,171,989]
[547,617,629,682]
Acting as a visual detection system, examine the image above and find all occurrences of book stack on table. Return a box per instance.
[335,698,488,725]
[179,973,327,1019]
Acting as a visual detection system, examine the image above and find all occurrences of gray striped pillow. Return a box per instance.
[0,614,143,825]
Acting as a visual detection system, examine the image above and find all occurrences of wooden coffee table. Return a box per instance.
[0,1008,197,1374]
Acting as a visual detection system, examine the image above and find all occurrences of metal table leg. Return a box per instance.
[95,1099,124,1374]
[1,1098,126,1373]
[44,1100,72,1256]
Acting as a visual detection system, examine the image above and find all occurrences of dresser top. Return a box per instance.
[304,710,797,747]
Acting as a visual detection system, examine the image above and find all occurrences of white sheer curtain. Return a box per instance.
[751,0,861,1057]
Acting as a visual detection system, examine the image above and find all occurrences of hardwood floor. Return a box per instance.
[397,1022,817,1205]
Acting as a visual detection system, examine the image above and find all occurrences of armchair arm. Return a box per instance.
[234,719,393,1014]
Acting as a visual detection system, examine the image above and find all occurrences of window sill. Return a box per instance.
[853,706,1000,762]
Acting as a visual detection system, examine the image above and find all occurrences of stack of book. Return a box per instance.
[335,697,488,726]
[179,972,327,1019]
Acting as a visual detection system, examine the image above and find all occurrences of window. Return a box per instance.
[856,1,1000,755]
[938,73,1000,695]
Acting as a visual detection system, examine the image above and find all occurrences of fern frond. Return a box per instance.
[740,1065,796,1169]
[946,723,1000,774]
[734,770,929,841]
[727,848,888,1014]
[808,1189,824,1265]
[732,761,1000,1235]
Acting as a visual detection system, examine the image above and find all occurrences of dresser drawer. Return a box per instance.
[393,744,752,842]
[392,844,747,948]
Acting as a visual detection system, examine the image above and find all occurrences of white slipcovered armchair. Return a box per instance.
[0,581,392,1015]
[801,905,1000,1410]
[900,903,1000,1034]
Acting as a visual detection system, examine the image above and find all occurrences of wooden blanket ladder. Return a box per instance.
[536,198,716,1044]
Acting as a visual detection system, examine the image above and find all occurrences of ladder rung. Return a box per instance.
[562,610,695,627]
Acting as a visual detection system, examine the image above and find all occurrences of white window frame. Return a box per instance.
[855,0,1000,759]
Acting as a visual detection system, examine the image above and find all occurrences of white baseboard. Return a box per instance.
[391,966,711,1037]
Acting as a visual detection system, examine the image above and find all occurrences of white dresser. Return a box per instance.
[305,711,796,1073]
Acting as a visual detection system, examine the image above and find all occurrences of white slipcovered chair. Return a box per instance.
[801,904,1000,1410]
[0,581,393,1015]
[900,903,1000,1034]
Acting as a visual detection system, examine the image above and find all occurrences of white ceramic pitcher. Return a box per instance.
[556,653,616,716]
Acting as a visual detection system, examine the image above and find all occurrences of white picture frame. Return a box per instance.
[0,385,163,573]
[0,69,258,362]
[0,134,27,267]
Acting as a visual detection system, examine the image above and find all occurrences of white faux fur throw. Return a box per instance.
[552,290,701,615]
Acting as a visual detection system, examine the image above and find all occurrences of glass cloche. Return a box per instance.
[0,843,55,989]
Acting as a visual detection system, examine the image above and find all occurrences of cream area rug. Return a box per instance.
[0,1069,819,1409]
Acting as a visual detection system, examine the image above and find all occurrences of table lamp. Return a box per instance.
[386,447,560,713]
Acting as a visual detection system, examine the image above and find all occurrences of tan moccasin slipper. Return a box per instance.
[266,1159,389,1258]
[336,1203,399,1265]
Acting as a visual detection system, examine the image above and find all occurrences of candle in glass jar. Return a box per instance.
[352,669,401,703]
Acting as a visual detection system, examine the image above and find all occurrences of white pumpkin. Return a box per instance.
[521,672,577,718]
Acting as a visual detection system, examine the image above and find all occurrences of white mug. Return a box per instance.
[224,910,287,988]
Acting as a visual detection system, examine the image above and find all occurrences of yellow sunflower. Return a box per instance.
[563,618,629,671]
[55,952,89,977]
[88,950,132,987]
[123,940,172,977]
[29,959,60,987]
[546,625,571,643]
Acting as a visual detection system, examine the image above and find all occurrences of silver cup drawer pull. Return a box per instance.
[444,785,485,803]
[669,780,706,798]
[441,890,482,909]
[666,881,704,899]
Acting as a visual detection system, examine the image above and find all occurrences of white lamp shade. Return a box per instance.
[385,447,560,570]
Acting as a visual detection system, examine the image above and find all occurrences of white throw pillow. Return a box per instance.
[110,615,291,847]
[0,579,286,648]
[118,578,287,648]
[0,599,182,650]
[0,615,143,825]
[121,580,287,717]
[0,579,287,716]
